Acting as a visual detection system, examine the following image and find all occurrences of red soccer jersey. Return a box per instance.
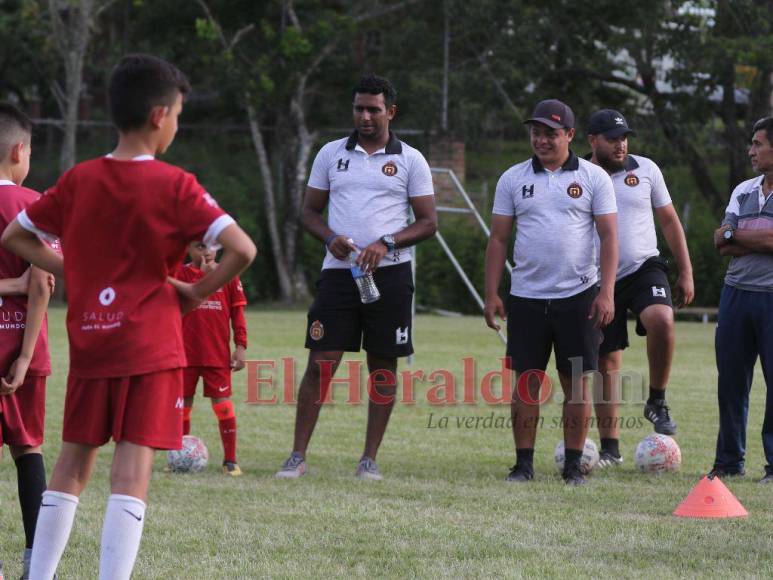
[0,182,50,377]
[174,263,247,368]
[21,157,231,378]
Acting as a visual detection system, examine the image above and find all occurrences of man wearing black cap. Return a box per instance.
[484,99,618,485]
[587,109,694,467]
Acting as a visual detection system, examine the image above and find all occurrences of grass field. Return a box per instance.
[1,307,772,578]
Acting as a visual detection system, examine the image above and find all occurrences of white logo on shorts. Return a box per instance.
[99,287,116,306]
[218,385,228,392]
[395,326,409,345]
[651,286,666,298]
[175,397,184,409]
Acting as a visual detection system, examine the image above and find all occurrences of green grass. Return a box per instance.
[1,308,772,578]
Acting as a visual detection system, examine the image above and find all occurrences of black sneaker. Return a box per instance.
[644,399,677,435]
[708,466,746,479]
[563,461,587,486]
[505,463,534,483]
[597,450,624,468]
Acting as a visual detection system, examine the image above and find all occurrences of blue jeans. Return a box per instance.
[714,285,773,473]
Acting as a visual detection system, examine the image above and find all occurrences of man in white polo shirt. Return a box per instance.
[484,99,618,486]
[276,75,437,481]
[587,109,694,467]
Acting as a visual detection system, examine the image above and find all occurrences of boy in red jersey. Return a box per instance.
[175,241,248,476]
[0,103,53,579]
[1,55,256,579]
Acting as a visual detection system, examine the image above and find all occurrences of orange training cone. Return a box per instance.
[673,475,748,518]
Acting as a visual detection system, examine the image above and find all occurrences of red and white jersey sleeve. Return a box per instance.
[19,158,231,378]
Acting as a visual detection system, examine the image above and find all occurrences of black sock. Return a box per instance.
[648,386,666,404]
[564,448,583,468]
[600,438,620,457]
[16,453,47,549]
[516,448,534,467]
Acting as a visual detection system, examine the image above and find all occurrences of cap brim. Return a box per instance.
[524,117,565,129]
[596,127,636,138]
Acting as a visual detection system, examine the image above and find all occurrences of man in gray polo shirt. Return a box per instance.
[587,109,694,467]
[275,75,437,481]
[484,99,618,486]
[712,116,773,484]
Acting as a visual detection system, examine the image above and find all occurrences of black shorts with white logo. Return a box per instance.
[506,285,602,375]
[305,262,414,358]
[600,256,673,355]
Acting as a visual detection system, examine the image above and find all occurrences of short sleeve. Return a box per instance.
[722,183,744,228]
[407,152,434,197]
[22,182,65,240]
[649,162,672,208]
[492,172,515,216]
[229,276,247,308]
[307,144,332,191]
[176,174,228,244]
[591,170,617,215]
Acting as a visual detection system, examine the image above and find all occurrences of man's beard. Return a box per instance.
[597,151,626,173]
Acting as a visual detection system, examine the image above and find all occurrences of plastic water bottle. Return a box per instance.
[348,243,380,304]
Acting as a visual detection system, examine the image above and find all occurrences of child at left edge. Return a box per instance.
[174,241,248,476]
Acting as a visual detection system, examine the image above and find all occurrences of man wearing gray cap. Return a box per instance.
[484,99,618,485]
[587,109,694,467]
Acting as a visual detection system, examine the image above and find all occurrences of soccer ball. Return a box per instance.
[554,439,599,475]
[167,435,209,473]
[634,434,681,473]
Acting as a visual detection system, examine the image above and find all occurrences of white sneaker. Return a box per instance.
[355,456,383,481]
[275,452,307,479]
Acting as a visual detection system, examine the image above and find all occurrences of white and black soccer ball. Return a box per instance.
[634,434,681,473]
[554,438,599,475]
[167,435,209,473]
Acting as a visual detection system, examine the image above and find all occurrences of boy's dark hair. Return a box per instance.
[0,102,32,161]
[108,54,191,132]
[752,117,773,146]
[352,75,397,107]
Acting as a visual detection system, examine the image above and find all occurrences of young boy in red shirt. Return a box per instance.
[0,103,53,579]
[1,55,256,579]
[175,241,248,476]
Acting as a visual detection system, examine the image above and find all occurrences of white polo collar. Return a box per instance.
[0,179,15,186]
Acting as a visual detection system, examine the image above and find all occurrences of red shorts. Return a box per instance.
[0,375,46,447]
[183,366,232,398]
[62,368,183,450]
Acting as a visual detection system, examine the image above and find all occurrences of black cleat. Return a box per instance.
[708,466,745,479]
[563,461,587,486]
[758,468,773,485]
[505,463,534,483]
[644,400,677,435]
[597,450,624,468]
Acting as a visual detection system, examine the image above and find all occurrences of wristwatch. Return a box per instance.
[723,228,734,243]
[380,234,396,252]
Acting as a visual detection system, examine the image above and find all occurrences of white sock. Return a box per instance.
[29,490,79,580]
[99,494,147,580]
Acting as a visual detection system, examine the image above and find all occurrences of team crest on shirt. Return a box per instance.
[309,320,324,341]
[382,161,398,177]
[567,182,583,198]
[624,173,640,187]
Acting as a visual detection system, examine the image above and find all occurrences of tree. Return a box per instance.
[46,0,115,172]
